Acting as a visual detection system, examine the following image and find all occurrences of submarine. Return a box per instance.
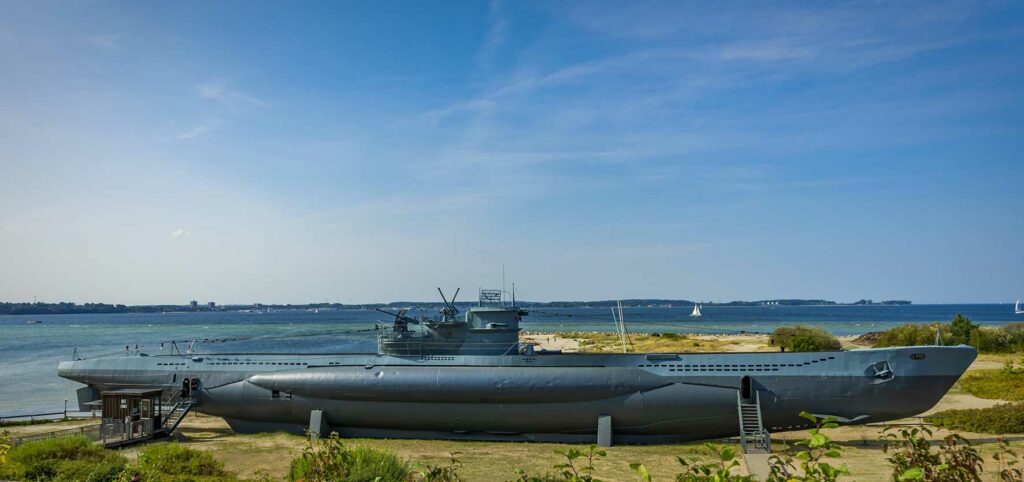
[58,288,975,446]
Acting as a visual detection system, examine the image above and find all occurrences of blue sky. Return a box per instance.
[0,1,1022,304]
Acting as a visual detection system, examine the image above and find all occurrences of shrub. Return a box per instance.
[993,438,1023,482]
[652,332,682,340]
[51,458,127,482]
[0,429,9,465]
[671,443,755,482]
[958,369,1024,401]
[551,444,605,482]
[768,412,849,482]
[130,443,233,481]
[873,315,1024,352]
[881,425,983,481]
[770,325,842,352]
[872,323,953,348]
[5,435,126,481]
[930,403,1024,434]
[968,324,1024,353]
[950,313,978,345]
[415,452,463,481]
[289,433,409,482]
[514,444,606,482]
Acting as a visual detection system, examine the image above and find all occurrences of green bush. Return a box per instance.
[873,315,1024,352]
[0,438,11,480]
[5,436,126,482]
[950,313,978,345]
[958,369,1024,401]
[130,443,234,481]
[289,434,409,482]
[767,412,849,482]
[930,403,1024,434]
[668,443,755,482]
[651,332,682,339]
[968,323,1024,353]
[51,458,127,482]
[516,444,607,482]
[881,425,982,481]
[769,325,842,352]
[872,323,953,347]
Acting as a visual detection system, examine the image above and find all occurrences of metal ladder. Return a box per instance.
[162,396,194,435]
[737,391,771,454]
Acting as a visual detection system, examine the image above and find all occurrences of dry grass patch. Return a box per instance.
[170,415,726,480]
[565,332,775,354]
[1,418,99,437]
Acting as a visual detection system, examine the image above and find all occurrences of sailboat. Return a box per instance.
[690,303,702,317]
[1016,300,1023,315]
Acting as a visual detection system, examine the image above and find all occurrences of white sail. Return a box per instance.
[690,303,702,317]
[1017,299,1023,315]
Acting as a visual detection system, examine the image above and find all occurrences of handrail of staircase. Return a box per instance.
[754,391,771,453]
[736,391,748,452]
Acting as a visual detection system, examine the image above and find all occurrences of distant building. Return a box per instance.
[255,303,263,310]
[208,301,216,310]
[189,300,198,310]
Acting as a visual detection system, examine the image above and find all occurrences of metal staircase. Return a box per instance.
[737,391,771,454]
[161,395,194,435]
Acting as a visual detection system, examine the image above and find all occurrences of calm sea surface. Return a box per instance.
[1,304,1020,416]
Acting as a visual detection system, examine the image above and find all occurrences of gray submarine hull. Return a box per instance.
[58,344,975,443]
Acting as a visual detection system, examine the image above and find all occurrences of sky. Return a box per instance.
[0,1,1022,305]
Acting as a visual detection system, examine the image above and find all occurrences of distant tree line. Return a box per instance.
[0,297,912,315]
[0,302,180,315]
[852,299,912,305]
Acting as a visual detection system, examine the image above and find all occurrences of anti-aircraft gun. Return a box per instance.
[376,288,527,356]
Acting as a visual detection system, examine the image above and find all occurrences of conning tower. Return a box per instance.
[377,288,527,356]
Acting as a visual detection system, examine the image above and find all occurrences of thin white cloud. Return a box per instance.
[716,42,817,62]
[196,81,267,108]
[86,34,122,50]
[176,119,222,140]
[477,0,510,66]
[170,228,191,239]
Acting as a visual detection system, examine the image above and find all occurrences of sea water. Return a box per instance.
[1,304,1019,416]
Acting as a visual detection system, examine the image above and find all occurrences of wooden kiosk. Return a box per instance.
[100,388,163,447]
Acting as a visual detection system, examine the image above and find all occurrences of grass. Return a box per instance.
[289,436,410,482]
[1,418,100,438]
[131,442,234,481]
[769,325,842,352]
[11,411,1024,481]
[2,434,237,482]
[168,414,1024,481]
[568,332,773,353]
[930,403,1024,434]
[958,368,1024,401]
[170,415,719,480]
[0,417,75,428]
[4,435,127,481]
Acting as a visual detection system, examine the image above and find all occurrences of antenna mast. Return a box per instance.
[611,301,629,353]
